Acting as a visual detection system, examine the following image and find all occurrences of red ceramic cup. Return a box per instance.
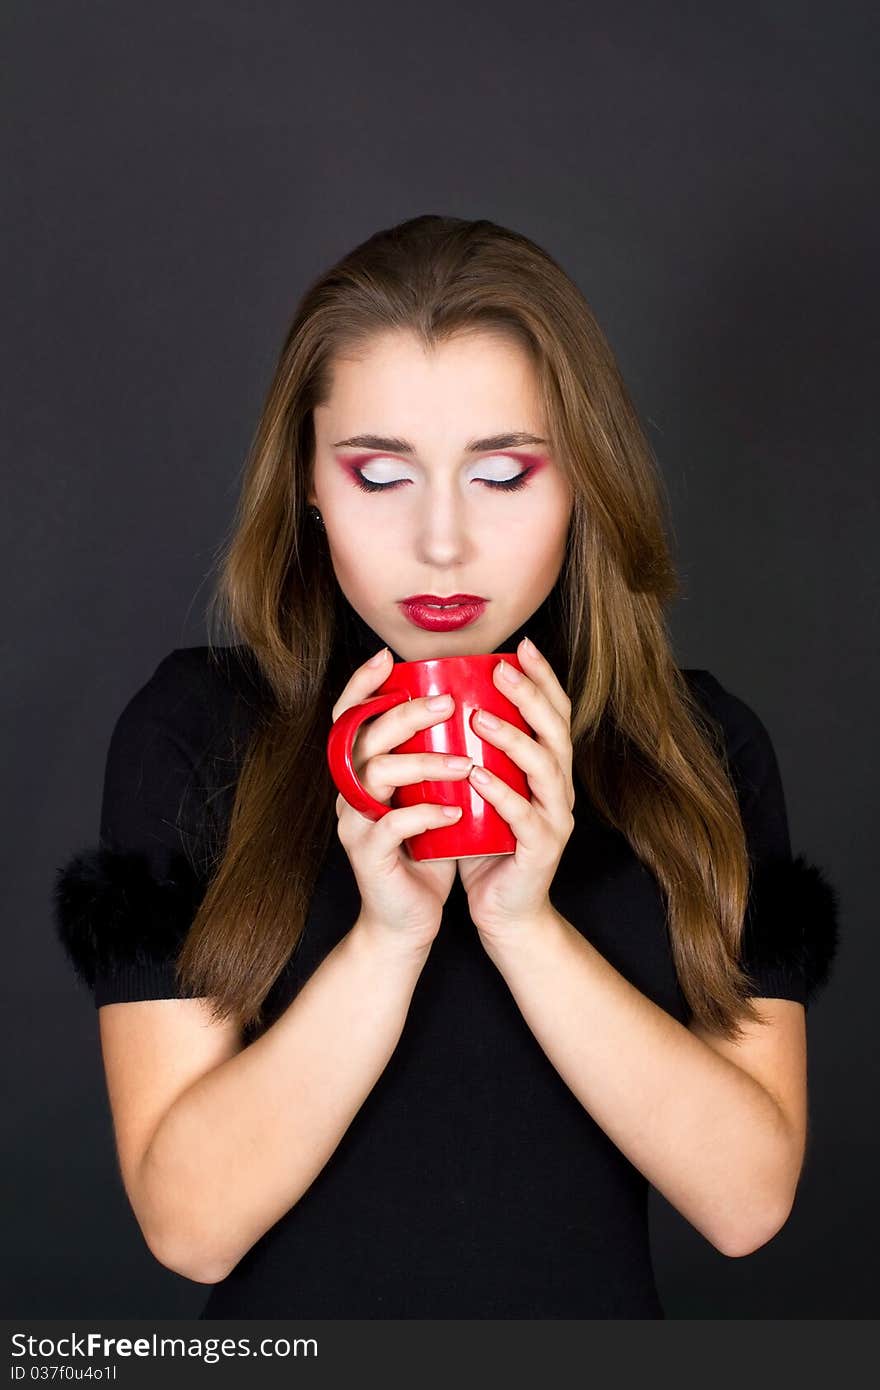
[326,652,536,861]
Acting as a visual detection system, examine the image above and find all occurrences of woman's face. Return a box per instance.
[310,328,574,659]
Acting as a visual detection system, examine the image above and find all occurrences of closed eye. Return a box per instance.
[350,459,536,494]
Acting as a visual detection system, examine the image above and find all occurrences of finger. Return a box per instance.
[487,660,573,776]
[362,750,474,801]
[471,710,568,814]
[493,658,571,753]
[507,640,572,724]
[466,763,559,856]
[331,645,391,722]
[354,692,456,765]
[369,802,463,870]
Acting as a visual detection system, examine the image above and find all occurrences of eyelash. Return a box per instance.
[351,467,535,494]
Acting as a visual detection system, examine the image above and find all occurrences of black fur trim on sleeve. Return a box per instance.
[51,845,208,992]
[742,852,841,1003]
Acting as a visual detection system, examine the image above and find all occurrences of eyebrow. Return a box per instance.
[332,431,549,455]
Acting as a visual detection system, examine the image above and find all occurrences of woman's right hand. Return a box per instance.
[331,647,473,954]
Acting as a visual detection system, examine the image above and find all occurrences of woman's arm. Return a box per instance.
[479,905,807,1258]
[132,919,431,1283]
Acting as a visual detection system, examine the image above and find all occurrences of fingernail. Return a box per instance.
[442,805,463,819]
[427,693,453,710]
[368,646,389,667]
[498,659,521,684]
[521,635,537,656]
[469,765,491,784]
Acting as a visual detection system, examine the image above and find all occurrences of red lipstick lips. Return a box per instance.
[399,594,487,632]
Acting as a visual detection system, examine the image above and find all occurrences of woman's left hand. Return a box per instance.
[457,636,576,939]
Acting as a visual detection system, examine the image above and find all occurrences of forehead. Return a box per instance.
[315,329,545,438]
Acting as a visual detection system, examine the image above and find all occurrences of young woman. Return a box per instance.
[53,214,839,1318]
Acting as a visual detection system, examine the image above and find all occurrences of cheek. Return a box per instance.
[495,496,570,589]
[535,477,573,548]
[496,490,569,550]
[326,521,394,597]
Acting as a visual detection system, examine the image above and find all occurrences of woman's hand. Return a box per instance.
[331,648,473,955]
[457,637,576,941]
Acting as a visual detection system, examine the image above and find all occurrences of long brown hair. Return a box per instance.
[175,213,766,1042]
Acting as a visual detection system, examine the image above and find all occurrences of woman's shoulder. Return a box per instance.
[679,666,775,760]
[137,642,267,703]
[116,643,268,745]
[680,667,840,1008]
[678,665,792,862]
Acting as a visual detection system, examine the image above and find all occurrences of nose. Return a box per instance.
[412,487,472,566]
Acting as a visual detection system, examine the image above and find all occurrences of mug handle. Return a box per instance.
[326,690,412,820]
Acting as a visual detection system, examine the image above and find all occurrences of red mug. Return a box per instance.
[326,653,536,861]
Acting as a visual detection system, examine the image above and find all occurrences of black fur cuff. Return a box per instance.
[52,845,207,992]
[742,852,840,1003]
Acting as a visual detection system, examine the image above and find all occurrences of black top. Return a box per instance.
[52,591,839,1318]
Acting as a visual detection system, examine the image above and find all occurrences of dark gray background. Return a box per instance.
[4,0,876,1318]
